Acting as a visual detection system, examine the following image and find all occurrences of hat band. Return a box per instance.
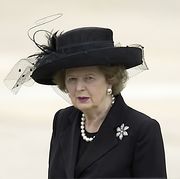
[57,40,114,54]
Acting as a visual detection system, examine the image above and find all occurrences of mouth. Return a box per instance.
[77,96,90,103]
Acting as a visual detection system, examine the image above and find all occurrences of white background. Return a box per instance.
[0,0,180,178]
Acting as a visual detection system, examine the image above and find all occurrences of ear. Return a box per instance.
[107,84,112,90]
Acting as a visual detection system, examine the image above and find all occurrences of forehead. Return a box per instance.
[65,66,102,75]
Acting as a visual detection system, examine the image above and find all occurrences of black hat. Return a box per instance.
[31,27,143,85]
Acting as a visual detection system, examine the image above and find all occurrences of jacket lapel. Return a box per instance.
[59,109,81,178]
[75,95,128,177]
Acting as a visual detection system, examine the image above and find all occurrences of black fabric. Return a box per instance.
[76,131,97,164]
[48,94,167,179]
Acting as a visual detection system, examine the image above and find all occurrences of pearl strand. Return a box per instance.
[80,94,115,142]
[80,113,95,142]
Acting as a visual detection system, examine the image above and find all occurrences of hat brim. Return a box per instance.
[31,46,142,85]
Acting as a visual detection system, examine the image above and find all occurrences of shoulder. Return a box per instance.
[125,106,162,141]
[115,95,160,130]
[126,106,160,128]
[113,95,161,135]
[54,105,78,119]
[52,106,79,134]
[54,105,79,123]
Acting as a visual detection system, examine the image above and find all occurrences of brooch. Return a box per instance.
[116,123,129,140]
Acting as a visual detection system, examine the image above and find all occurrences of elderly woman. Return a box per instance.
[30,27,167,178]
[6,27,167,178]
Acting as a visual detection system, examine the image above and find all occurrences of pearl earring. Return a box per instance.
[107,88,112,95]
[107,88,115,105]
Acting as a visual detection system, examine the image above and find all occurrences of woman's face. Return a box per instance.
[65,66,111,112]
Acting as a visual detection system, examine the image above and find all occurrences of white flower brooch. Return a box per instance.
[116,123,129,140]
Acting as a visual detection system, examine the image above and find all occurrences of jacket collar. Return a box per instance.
[59,94,128,177]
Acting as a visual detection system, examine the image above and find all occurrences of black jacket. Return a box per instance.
[48,95,167,178]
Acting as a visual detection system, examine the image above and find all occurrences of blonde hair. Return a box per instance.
[53,65,128,95]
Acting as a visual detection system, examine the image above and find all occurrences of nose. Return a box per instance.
[76,79,85,91]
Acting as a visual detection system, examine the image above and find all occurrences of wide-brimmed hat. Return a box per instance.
[31,27,143,85]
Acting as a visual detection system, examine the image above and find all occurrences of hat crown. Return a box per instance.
[56,27,114,52]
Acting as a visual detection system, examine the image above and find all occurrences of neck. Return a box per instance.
[82,96,113,133]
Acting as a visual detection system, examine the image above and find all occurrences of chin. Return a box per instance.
[75,103,93,111]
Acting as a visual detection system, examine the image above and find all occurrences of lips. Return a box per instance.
[77,97,90,103]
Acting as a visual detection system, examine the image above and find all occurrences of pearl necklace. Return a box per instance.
[80,113,95,142]
[80,94,115,142]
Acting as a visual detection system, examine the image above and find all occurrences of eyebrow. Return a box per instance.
[66,72,96,77]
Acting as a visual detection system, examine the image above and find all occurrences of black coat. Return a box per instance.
[48,95,167,178]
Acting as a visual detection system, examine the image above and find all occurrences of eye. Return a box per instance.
[66,77,77,83]
[85,76,95,81]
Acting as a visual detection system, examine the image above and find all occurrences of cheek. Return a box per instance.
[66,83,74,95]
[65,85,75,101]
[67,93,77,106]
[90,86,107,101]
[67,89,75,99]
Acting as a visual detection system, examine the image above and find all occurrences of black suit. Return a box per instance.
[48,95,167,178]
